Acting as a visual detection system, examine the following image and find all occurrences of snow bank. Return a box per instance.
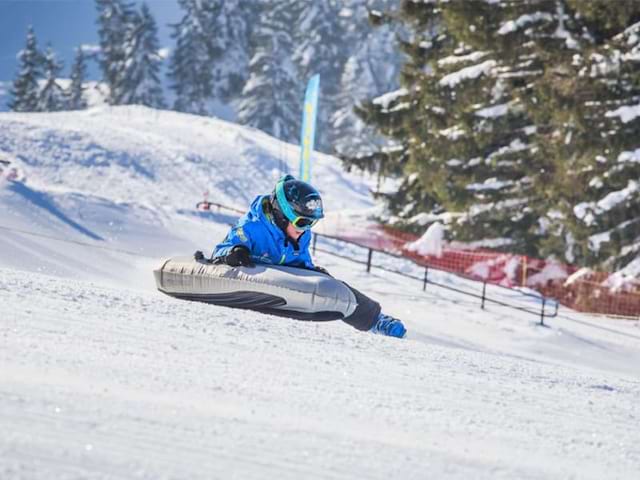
[405,222,445,257]
[526,261,568,287]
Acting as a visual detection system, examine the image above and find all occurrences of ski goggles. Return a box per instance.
[290,215,320,231]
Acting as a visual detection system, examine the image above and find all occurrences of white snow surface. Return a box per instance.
[1,107,640,479]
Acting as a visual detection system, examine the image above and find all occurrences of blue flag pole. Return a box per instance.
[298,74,320,182]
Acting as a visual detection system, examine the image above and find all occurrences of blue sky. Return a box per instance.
[0,0,182,107]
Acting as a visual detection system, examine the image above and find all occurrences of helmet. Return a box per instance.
[272,175,324,230]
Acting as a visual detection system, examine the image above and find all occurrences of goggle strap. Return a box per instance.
[275,177,300,224]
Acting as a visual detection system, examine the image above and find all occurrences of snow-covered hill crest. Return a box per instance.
[0,106,373,211]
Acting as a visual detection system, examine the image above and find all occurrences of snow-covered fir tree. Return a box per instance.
[237,0,301,144]
[168,0,219,115]
[95,0,135,105]
[425,0,569,256]
[37,45,66,112]
[353,0,640,270]
[537,0,640,268]
[168,0,252,116]
[291,0,345,152]
[9,26,43,112]
[209,1,253,106]
[118,2,165,108]
[331,1,405,159]
[67,48,88,110]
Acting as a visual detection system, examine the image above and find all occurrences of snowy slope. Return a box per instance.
[0,106,376,281]
[1,107,639,479]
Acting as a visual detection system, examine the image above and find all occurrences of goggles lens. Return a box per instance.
[292,216,318,230]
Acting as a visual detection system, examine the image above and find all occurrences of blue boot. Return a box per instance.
[370,313,406,338]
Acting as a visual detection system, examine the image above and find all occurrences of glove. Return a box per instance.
[224,246,255,267]
[194,250,212,263]
[314,265,331,276]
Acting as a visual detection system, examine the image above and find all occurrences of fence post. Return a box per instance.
[366,248,373,273]
[423,266,429,291]
[522,255,528,287]
[481,282,487,310]
[312,233,317,255]
[540,297,546,326]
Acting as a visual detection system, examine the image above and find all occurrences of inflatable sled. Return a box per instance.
[154,257,359,321]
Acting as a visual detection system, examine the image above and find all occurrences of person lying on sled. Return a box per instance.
[211,174,406,338]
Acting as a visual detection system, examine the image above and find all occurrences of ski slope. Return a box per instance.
[1,107,639,479]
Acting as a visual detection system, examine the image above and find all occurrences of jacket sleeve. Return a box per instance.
[212,223,254,259]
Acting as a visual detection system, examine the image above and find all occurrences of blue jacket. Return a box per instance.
[213,195,315,269]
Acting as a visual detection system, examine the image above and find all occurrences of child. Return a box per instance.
[212,175,406,338]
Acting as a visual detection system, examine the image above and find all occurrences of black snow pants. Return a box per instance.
[340,284,381,332]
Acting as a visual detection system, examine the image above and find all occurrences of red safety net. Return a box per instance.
[332,225,640,318]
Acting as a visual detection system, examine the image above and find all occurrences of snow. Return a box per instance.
[616,254,640,280]
[437,51,488,67]
[488,138,528,159]
[439,60,497,88]
[606,103,640,123]
[438,125,465,140]
[405,222,445,257]
[597,181,638,212]
[475,102,509,118]
[564,267,595,286]
[497,12,553,36]
[466,177,513,192]
[589,230,612,252]
[619,148,640,163]
[553,2,579,50]
[526,261,568,287]
[372,88,408,110]
[408,211,459,227]
[157,47,171,59]
[80,44,101,55]
[1,107,640,479]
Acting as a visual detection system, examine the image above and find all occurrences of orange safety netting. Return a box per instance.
[332,225,640,318]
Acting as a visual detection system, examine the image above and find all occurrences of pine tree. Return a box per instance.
[95,0,135,105]
[291,0,345,152]
[427,0,568,255]
[536,1,640,268]
[331,1,405,159]
[209,0,253,104]
[9,26,43,112]
[37,45,66,112]
[67,48,88,110]
[353,0,640,271]
[167,0,220,115]
[119,3,165,108]
[237,0,301,143]
[168,0,253,115]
